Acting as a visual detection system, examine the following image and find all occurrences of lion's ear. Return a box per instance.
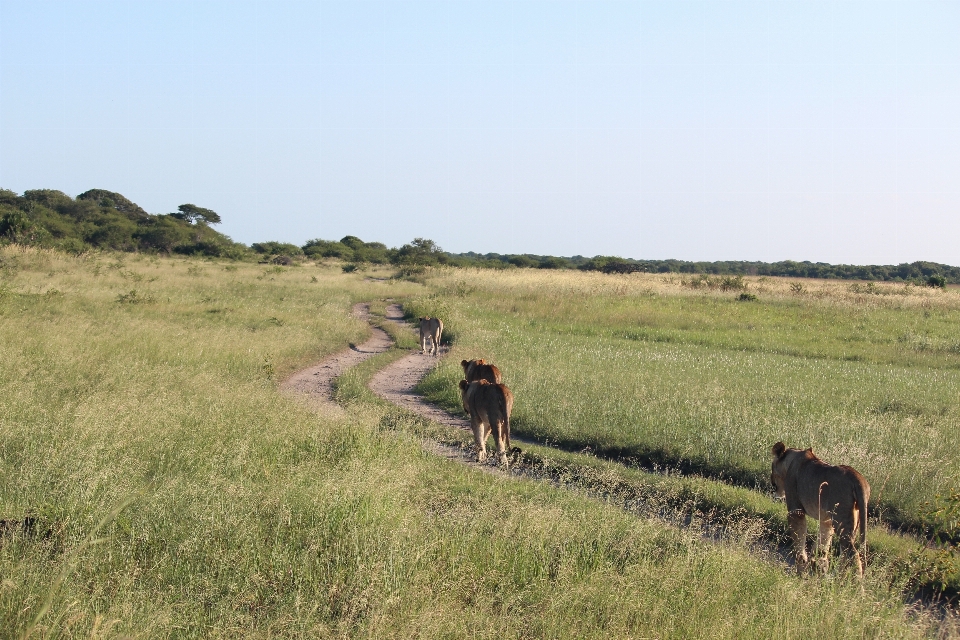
[478,359,485,364]
[772,442,786,459]
[459,379,468,391]
[461,359,469,367]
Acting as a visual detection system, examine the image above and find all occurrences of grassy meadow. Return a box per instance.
[411,269,960,534]
[0,246,954,637]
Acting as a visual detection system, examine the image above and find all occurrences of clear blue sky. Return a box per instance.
[2,1,958,264]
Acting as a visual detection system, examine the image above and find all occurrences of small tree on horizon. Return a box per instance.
[172,204,221,225]
[393,237,445,266]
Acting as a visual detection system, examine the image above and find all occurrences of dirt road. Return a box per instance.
[283,302,494,468]
[367,304,471,431]
[280,303,393,413]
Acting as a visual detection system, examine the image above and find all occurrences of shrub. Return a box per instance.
[251,241,303,257]
[116,289,155,304]
[56,237,91,255]
[927,274,947,289]
[737,292,758,302]
[538,256,572,270]
[508,255,538,269]
[719,275,746,292]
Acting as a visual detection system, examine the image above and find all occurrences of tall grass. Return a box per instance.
[0,248,946,636]
[412,268,960,531]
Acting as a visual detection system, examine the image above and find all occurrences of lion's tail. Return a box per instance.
[854,479,868,558]
[499,387,511,451]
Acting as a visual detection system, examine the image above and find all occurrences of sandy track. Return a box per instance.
[280,302,393,412]
[282,301,492,468]
[367,305,470,431]
[280,301,469,433]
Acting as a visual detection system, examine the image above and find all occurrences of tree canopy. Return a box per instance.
[3,186,958,284]
[0,189,242,257]
[172,204,221,225]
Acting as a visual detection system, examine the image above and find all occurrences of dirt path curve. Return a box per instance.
[367,304,471,431]
[280,302,393,412]
[281,301,485,467]
[366,305,499,469]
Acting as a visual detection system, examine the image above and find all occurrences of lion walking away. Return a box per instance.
[459,379,513,465]
[419,317,443,355]
[770,442,870,578]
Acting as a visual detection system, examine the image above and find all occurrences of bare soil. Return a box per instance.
[367,304,469,431]
[282,302,499,470]
[280,303,393,413]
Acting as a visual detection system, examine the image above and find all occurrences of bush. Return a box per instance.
[538,256,571,270]
[302,239,353,260]
[508,255,539,269]
[0,209,50,246]
[737,292,758,302]
[719,275,746,292]
[252,241,303,257]
[927,274,947,289]
[57,237,91,255]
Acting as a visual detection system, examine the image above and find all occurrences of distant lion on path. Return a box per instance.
[418,317,443,355]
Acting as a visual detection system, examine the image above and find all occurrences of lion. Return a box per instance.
[418,317,443,355]
[770,442,870,578]
[459,379,513,465]
[461,358,503,384]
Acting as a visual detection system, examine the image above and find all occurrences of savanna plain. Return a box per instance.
[1,246,959,638]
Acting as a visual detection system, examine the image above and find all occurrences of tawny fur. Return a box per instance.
[771,442,870,578]
[461,358,503,384]
[459,379,513,465]
[418,317,443,355]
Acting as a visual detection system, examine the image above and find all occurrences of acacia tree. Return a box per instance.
[172,204,221,225]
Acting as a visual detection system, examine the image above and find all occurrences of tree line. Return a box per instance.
[0,188,246,258]
[1,188,956,285]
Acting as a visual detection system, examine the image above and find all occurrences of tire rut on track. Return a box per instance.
[282,302,802,560]
[282,302,508,472]
[280,302,393,414]
[368,305,468,431]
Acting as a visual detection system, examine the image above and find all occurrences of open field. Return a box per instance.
[0,247,955,637]
[411,269,960,534]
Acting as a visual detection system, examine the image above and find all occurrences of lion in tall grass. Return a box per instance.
[770,442,870,578]
[461,358,503,384]
[459,379,513,465]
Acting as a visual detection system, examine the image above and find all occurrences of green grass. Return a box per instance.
[410,269,960,535]
[0,248,950,637]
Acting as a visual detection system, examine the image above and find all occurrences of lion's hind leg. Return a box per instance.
[492,418,509,466]
[788,512,810,575]
[470,415,488,463]
[836,517,864,579]
[816,518,835,575]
